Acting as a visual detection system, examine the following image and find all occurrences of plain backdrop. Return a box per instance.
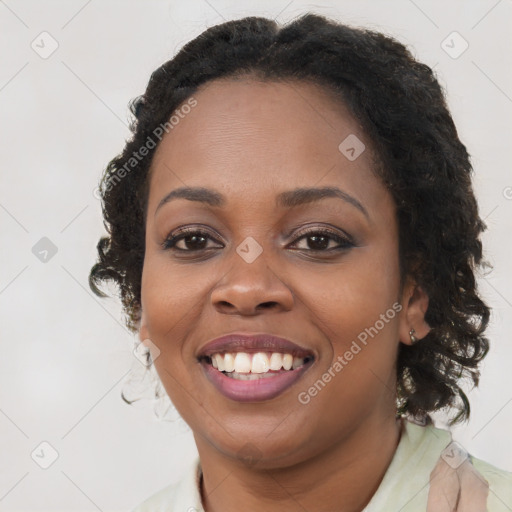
[0,1,511,510]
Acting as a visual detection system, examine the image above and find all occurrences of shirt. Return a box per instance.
[131,418,512,511]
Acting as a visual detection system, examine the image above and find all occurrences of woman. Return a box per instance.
[89,13,512,512]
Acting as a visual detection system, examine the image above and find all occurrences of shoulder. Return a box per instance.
[469,454,512,511]
[364,418,512,511]
[131,458,203,512]
[410,419,512,511]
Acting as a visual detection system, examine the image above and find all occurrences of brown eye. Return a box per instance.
[162,228,223,252]
[290,228,354,252]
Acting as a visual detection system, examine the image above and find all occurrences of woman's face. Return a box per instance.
[139,78,427,468]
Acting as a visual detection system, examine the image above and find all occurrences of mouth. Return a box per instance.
[197,334,315,402]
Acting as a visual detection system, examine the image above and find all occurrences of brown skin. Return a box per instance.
[139,78,430,512]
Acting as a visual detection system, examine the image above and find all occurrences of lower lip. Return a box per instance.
[200,360,313,402]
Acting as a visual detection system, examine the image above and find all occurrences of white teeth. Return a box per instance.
[209,352,310,374]
[226,372,279,380]
[234,352,252,373]
[215,353,225,372]
[292,356,304,369]
[269,352,284,371]
[282,353,293,370]
[251,352,270,373]
[223,353,235,372]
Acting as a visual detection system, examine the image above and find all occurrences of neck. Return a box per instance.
[197,414,403,512]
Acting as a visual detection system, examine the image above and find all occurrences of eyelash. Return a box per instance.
[161,226,354,254]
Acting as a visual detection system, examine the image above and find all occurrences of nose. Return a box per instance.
[210,247,294,316]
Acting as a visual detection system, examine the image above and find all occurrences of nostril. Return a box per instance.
[258,301,279,310]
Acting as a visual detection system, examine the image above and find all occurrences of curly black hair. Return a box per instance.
[89,13,491,425]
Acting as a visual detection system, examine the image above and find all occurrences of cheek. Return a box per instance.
[140,256,204,365]
[139,259,209,420]
[291,249,402,424]
[296,244,401,344]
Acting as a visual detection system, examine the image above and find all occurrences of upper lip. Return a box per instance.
[197,333,315,359]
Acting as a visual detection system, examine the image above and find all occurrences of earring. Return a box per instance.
[409,328,418,344]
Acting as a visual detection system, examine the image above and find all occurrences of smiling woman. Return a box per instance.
[88,12,512,512]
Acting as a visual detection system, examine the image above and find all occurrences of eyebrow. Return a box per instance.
[155,186,369,219]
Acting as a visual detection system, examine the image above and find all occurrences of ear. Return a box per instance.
[398,277,431,346]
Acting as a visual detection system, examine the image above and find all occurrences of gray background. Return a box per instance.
[1,0,511,510]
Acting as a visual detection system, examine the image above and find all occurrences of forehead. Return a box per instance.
[147,78,389,215]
